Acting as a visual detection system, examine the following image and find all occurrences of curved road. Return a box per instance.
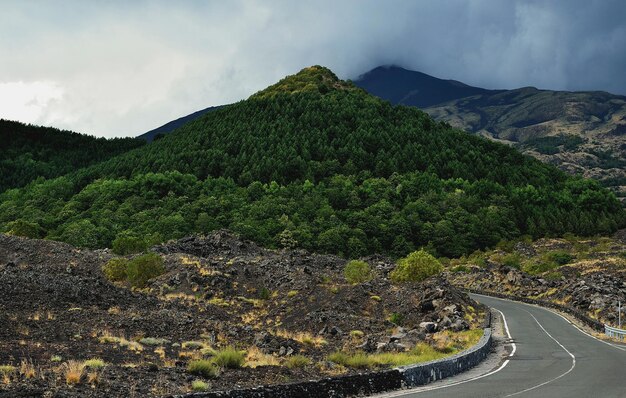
[382,294,626,398]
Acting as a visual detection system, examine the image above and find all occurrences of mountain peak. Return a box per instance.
[251,65,358,99]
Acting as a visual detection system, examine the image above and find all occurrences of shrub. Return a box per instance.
[140,337,170,346]
[182,341,206,350]
[285,355,310,369]
[102,258,128,282]
[350,330,364,339]
[390,250,442,283]
[191,379,209,391]
[545,251,574,266]
[126,253,165,288]
[344,260,373,284]
[258,287,271,300]
[83,358,105,369]
[213,347,245,369]
[451,265,470,273]
[187,360,219,378]
[6,219,44,239]
[388,312,404,325]
[112,234,148,255]
[501,253,521,269]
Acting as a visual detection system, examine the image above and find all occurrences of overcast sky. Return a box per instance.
[1,0,625,138]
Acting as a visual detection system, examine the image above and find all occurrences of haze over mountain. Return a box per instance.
[1,67,622,258]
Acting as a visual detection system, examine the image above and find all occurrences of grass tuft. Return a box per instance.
[187,360,219,378]
[213,347,245,369]
[63,360,85,385]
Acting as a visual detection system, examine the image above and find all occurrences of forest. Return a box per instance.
[0,66,623,258]
[0,119,145,192]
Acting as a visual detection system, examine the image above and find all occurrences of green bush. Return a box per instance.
[191,379,209,391]
[545,251,574,266]
[112,233,148,255]
[5,219,45,239]
[258,287,271,300]
[451,265,470,273]
[327,351,374,369]
[102,258,128,281]
[501,253,521,269]
[285,355,311,369]
[388,312,404,325]
[212,347,245,369]
[390,250,442,283]
[344,260,373,284]
[523,261,557,275]
[187,360,219,378]
[126,253,165,288]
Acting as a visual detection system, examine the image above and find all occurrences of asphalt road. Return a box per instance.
[381,294,626,398]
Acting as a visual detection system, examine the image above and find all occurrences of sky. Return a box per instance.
[1,0,625,138]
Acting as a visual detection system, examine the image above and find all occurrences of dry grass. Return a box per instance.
[244,346,280,368]
[0,365,16,384]
[328,329,484,369]
[99,331,143,352]
[19,359,36,379]
[87,371,99,385]
[63,360,85,385]
[275,329,327,347]
[154,346,166,360]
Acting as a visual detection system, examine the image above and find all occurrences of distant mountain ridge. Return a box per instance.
[138,105,223,142]
[354,65,497,108]
[353,66,626,200]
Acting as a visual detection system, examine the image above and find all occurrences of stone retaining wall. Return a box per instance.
[167,326,493,398]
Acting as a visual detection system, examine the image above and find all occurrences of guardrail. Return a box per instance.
[605,325,626,340]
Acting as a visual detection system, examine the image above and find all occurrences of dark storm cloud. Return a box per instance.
[0,0,624,137]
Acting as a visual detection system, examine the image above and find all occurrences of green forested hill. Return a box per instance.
[0,66,623,258]
[0,119,145,192]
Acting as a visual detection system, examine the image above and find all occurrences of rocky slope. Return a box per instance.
[354,66,626,201]
[446,231,626,326]
[0,231,482,397]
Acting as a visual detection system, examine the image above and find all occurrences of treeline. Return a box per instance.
[0,66,623,257]
[1,171,621,259]
[0,119,145,192]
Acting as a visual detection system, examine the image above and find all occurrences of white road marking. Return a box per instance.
[375,308,516,397]
[545,307,626,352]
[472,292,626,352]
[503,310,576,397]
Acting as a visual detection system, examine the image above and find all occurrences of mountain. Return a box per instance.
[137,105,223,142]
[1,66,623,258]
[0,119,145,192]
[353,65,495,108]
[353,65,626,200]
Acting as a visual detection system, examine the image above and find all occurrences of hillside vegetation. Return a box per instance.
[0,119,145,192]
[355,66,626,201]
[0,66,623,258]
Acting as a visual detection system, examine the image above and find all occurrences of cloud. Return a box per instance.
[0,0,625,137]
